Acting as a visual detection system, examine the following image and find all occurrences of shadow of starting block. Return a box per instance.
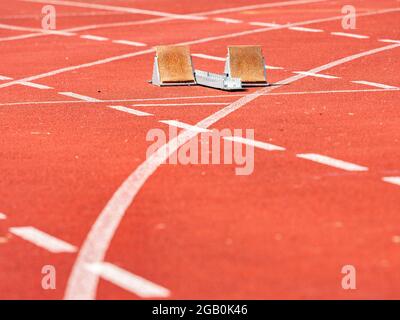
[224,45,269,87]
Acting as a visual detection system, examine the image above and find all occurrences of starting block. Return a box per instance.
[224,45,268,86]
[151,45,242,91]
[151,45,196,86]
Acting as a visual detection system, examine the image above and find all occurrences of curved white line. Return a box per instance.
[64,42,400,299]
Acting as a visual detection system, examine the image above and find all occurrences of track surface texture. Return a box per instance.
[0,0,400,299]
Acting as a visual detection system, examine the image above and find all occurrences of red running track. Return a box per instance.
[0,0,399,299]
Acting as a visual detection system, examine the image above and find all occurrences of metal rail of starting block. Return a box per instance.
[194,69,242,91]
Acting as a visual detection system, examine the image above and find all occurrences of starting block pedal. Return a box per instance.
[151,45,196,86]
[224,45,268,86]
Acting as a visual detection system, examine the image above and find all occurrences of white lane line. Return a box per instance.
[112,39,147,47]
[2,1,327,43]
[80,34,109,41]
[85,262,170,298]
[0,17,172,42]
[159,120,211,133]
[213,17,242,24]
[132,102,229,107]
[351,80,398,90]
[108,105,153,116]
[0,213,6,220]
[296,153,368,171]
[1,1,326,22]
[65,41,400,301]
[267,88,399,95]
[197,0,328,16]
[16,81,53,89]
[265,65,284,70]
[192,53,225,61]
[288,26,323,32]
[293,71,339,79]
[22,0,205,21]
[0,22,75,36]
[1,11,126,19]
[0,75,13,80]
[379,39,400,44]
[382,177,400,186]
[331,31,369,39]
[9,226,77,253]
[224,136,285,151]
[58,92,102,102]
[2,88,398,108]
[2,8,399,90]
[249,21,282,27]
[0,48,155,89]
